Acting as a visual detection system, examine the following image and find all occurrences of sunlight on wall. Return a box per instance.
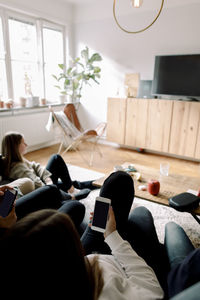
[76,43,138,132]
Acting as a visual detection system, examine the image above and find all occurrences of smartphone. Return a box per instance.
[0,189,17,218]
[91,196,111,233]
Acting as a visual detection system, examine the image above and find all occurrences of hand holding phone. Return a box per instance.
[91,196,111,233]
[0,189,17,218]
[104,206,116,238]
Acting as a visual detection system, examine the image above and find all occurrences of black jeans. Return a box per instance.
[46,154,73,192]
[15,184,85,229]
[45,154,96,193]
[165,222,200,298]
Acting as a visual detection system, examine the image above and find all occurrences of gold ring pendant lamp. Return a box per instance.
[113,0,165,34]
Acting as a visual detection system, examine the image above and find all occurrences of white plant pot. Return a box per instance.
[59,95,67,104]
[26,96,39,107]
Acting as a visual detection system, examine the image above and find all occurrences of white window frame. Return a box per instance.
[39,19,67,99]
[0,7,67,105]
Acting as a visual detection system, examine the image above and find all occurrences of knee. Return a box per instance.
[45,184,59,194]
[52,153,62,161]
[21,178,35,195]
[101,170,135,196]
[165,222,182,238]
[50,153,60,161]
[130,206,152,219]
[8,178,35,195]
[59,201,85,227]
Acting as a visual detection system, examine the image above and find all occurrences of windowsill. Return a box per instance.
[0,102,65,116]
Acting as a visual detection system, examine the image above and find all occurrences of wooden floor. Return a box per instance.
[25,142,200,179]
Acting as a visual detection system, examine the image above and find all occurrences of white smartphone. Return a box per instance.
[91,196,111,233]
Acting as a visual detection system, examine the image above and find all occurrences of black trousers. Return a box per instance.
[45,153,96,193]
[15,184,85,229]
[165,222,200,298]
[46,154,73,191]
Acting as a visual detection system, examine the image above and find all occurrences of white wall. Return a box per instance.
[0,0,72,23]
[73,1,200,129]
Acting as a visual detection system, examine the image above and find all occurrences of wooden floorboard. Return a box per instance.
[25,142,200,179]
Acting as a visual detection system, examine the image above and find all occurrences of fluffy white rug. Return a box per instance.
[68,165,200,248]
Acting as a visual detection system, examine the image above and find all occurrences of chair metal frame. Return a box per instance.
[49,106,106,166]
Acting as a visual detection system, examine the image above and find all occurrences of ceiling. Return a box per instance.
[61,0,99,3]
[64,0,98,3]
[61,0,200,3]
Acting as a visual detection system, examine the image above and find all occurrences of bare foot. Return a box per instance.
[68,185,74,194]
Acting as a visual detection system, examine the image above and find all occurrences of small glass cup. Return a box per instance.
[160,162,170,176]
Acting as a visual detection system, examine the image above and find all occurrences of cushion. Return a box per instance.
[169,192,200,212]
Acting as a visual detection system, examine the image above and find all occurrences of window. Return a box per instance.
[42,26,64,102]
[0,17,8,100]
[9,18,39,102]
[0,8,67,107]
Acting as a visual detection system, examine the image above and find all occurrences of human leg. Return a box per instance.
[46,154,91,200]
[100,170,134,233]
[72,180,99,191]
[164,221,195,269]
[8,178,35,195]
[81,171,134,255]
[127,206,169,295]
[15,184,63,220]
[46,154,73,191]
[58,200,85,231]
[165,222,199,298]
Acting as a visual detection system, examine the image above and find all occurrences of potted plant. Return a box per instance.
[52,46,102,103]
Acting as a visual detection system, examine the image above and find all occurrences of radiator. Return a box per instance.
[0,109,60,152]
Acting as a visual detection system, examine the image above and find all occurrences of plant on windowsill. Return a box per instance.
[52,46,102,104]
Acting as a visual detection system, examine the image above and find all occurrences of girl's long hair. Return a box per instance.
[0,209,104,299]
[1,131,24,177]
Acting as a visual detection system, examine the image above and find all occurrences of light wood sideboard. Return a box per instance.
[106,97,200,160]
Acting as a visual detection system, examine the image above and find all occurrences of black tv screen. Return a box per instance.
[151,54,200,98]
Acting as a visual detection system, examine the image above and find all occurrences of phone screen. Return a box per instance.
[92,197,110,232]
[0,189,17,218]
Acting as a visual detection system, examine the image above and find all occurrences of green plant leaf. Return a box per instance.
[58,64,64,70]
[54,85,61,89]
[89,53,102,63]
[67,67,72,75]
[64,79,70,85]
[73,81,79,90]
[52,74,58,80]
[81,46,89,63]
[52,46,102,100]
[94,67,101,73]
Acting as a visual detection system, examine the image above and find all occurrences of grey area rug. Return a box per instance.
[68,165,200,248]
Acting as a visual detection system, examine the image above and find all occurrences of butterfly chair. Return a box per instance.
[49,105,106,166]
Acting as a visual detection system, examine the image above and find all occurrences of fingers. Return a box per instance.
[0,186,13,197]
[108,206,114,219]
[0,186,9,194]
[88,212,94,227]
[104,206,116,239]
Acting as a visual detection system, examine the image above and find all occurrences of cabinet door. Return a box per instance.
[125,98,148,148]
[146,99,173,152]
[106,98,126,144]
[195,123,200,159]
[169,101,200,158]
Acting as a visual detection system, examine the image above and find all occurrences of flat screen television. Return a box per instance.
[151,54,200,99]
